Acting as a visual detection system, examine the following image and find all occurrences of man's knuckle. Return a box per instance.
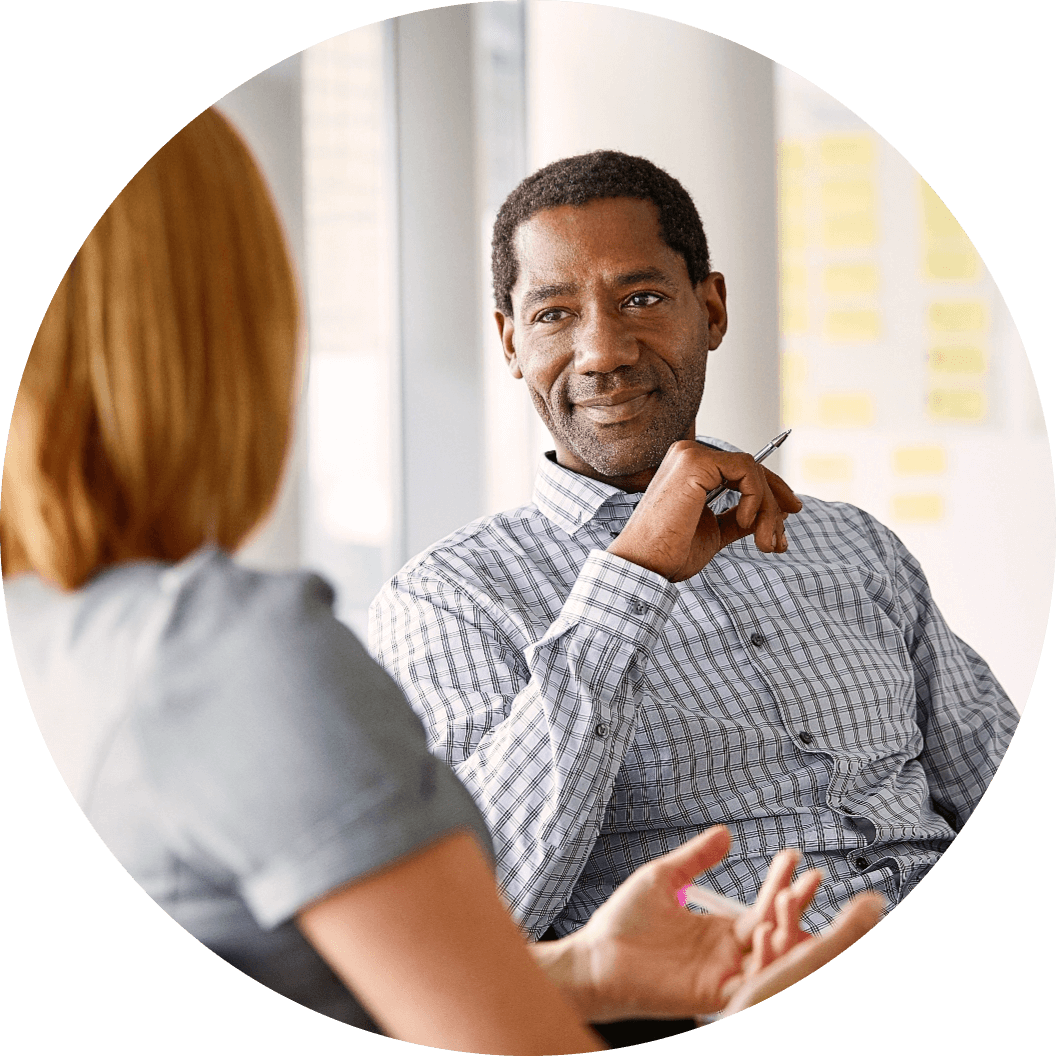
[668,440,698,465]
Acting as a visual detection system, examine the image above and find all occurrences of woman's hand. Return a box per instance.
[720,891,885,1016]
[532,827,883,1024]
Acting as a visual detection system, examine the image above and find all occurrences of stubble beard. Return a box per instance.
[535,353,710,485]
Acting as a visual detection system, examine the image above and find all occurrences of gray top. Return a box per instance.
[6,547,494,1031]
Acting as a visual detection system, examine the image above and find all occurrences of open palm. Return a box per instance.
[566,826,883,1022]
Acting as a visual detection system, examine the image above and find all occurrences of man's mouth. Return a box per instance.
[574,389,654,424]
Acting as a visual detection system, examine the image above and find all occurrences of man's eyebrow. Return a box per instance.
[615,267,678,289]
[521,283,579,310]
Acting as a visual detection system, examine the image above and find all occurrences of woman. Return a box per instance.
[1,107,881,1054]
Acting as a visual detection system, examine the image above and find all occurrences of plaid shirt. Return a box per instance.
[369,438,1018,939]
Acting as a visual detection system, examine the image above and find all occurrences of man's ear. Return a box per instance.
[496,310,522,379]
[695,272,728,351]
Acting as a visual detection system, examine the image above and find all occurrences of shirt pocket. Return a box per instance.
[762,561,922,765]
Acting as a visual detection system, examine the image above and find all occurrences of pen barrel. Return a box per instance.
[703,430,790,508]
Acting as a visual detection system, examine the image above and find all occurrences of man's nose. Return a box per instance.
[572,309,640,374]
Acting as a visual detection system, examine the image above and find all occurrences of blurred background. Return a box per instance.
[221,0,1052,711]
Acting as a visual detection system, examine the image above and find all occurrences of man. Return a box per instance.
[369,151,1017,948]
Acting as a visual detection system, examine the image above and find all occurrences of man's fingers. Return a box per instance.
[762,466,803,514]
[703,455,793,556]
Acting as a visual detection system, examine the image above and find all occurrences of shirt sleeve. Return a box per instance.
[132,558,494,930]
[369,548,677,939]
[884,528,1020,831]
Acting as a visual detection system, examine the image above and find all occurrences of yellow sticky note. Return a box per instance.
[824,264,879,295]
[820,134,874,167]
[825,309,881,341]
[929,301,987,332]
[818,393,874,426]
[920,182,967,240]
[891,494,944,522]
[822,179,874,213]
[802,454,853,481]
[927,388,987,421]
[782,264,808,291]
[894,446,947,475]
[928,346,987,374]
[823,214,876,247]
[924,249,980,281]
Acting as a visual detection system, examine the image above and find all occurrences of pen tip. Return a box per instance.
[775,427,792,446]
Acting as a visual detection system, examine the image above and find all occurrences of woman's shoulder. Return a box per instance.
[148,545,401,712]
[158,547,337,630]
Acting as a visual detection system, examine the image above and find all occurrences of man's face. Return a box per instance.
[497,197,728,491]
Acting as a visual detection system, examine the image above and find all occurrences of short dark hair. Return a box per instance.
[491,150,711,316]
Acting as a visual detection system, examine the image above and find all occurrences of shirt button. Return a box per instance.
[749,632,765,647]
[798,730,814,746]
[594,722,609,738]
[853,856,868,871]
[633,601,646,615]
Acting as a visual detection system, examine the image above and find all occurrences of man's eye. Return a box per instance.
[626,292,663,308]
[536,308,568,324]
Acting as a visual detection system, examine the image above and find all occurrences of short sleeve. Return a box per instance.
[132,553,494,929]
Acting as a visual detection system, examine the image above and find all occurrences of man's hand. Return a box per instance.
[531,826,884,1025]
[608,441,802,582]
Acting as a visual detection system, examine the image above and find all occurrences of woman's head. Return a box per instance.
[1,107,300,589]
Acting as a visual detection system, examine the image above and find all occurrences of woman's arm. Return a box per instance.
[300,821,883,1049]
[297,828,605,1055]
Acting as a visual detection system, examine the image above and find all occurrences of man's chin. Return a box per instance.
[571,439,670,486]
[554,415,695,486]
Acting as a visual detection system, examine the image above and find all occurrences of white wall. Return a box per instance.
[518,1,782,460]
[217,5,1053,710]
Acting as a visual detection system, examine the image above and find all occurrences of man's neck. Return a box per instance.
[552,429,705,494]
[547,451,657,494]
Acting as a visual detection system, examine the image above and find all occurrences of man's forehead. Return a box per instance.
[513,197,662,254]
[510,197,684,293]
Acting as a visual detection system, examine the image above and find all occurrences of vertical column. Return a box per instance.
[392,6,485,561]
[300,26,395,634]
[473,1,536,515]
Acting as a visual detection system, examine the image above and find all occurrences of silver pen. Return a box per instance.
[704,427,792,508]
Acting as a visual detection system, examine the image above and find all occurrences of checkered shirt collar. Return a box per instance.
[532,435,740,537]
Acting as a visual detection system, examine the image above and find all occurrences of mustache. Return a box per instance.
[566,367,660,402]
